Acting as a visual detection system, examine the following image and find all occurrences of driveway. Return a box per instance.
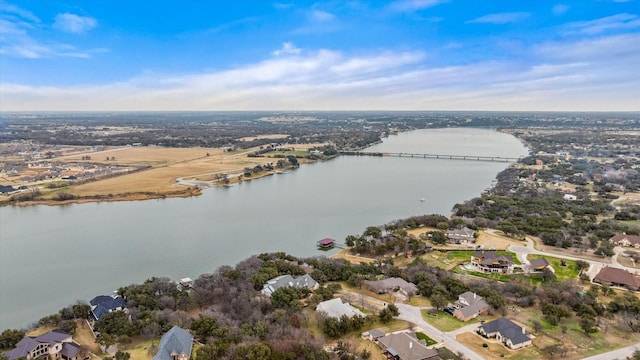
[395,303,485,360]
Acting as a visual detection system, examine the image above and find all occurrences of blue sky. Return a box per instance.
[1,0,639,111]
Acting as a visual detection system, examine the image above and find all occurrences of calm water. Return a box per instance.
[0,128,528,330]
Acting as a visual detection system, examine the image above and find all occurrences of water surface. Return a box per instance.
[0,128,528,330]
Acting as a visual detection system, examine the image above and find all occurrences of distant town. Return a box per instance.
[1,111,639,360]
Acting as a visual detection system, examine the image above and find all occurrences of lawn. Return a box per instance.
[415,332,437,346]
[527,255,580,281]
[124,338,158,360]
[420,310,468,332]
[263,150,310,157]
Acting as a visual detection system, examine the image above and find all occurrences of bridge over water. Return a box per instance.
[340,151,521,163]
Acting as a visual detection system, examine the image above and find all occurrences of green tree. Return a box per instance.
[579,316,597,336]
[430,294,448,311]
[114,351,130,360]
[270,287,302,309]
[363,226,382,238]
[234,343,272,360]
[196,343,227,360]
[72,302,92,319]
[287,155,298,167]
[191,316,219,340]
[429,231,448,245]
[387,303,400,317]
[0,329,25,348]
[94,311,136,340]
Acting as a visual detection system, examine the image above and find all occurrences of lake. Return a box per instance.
[0,128,528,330]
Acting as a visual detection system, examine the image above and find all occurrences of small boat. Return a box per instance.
[420,198,426,202]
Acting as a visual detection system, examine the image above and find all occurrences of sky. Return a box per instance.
[0,0,639,111]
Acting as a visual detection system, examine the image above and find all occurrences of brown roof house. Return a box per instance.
[477,317,532,350]
[529,258,551,272]
[6,330,89,360]
[609,234,640,248]
[377,331,440,360]
[593,266,640,291]
[366,277,418,297]
[470,251,515,274]
[452,291,490,322]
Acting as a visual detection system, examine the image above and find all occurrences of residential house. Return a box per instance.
[377,332,440,360]
[470,251,515,274]
[6,330,89,360]
[261,274,319,297]
[362,329,385,341]
[529,258,551,272]
[366,277,418,297]
[89,294,127,323]
[452,291,490,322]
[609,234,640,248]
[316,298,366,319]
[477,317,532,350]
[151,326,193,360]
[593,266,640,291]
[446,227,476,244]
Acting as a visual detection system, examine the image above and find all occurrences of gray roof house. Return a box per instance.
[478,317,532,350]
[446,227,476,243]
[377,332,440,360]
[6,330,89,360]
[363,328,386,341]
[316,298,366,319]
[452,291,490,322]
[152,326,193,360]
[367,277,418,296]
[89,294,127,322]
[261,274,319,297]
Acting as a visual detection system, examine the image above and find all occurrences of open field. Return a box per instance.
[1,143,326,204]
[457,332,543,360]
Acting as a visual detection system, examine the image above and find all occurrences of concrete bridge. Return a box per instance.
[340,151,521,163]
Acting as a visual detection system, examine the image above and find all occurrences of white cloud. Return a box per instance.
[1,3,40,23]
[552,4,569,16]
[53,13,97,33]
[272,2,293,10]
[311,10,335,22]
[0,5,102,58]
[388,0,447,12]
[272,42,302,56]
[2,34,639,111]
[467,12,530,24]
[561,13,640,35]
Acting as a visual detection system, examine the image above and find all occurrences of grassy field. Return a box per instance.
[125,338,157,360]
[415,332,437,345]
[527,255,580,281]
[5,143,326,202]
[420,310,469,332]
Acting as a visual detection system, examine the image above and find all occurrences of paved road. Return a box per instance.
[395,303,485,360]
[580,343,639,360]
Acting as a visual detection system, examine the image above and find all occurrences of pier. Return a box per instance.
[340,151,520,163]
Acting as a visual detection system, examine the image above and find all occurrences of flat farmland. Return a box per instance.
[38,143,324,199]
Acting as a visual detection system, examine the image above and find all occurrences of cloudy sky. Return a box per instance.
[1,0,639,111]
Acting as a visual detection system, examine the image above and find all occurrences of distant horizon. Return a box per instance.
[1,1,639,111]
[2,109,640,114]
